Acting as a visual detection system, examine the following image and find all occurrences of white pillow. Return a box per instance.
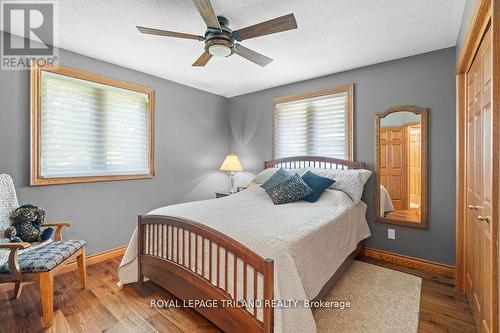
[247,167,304,186]
[249,168,278,185]
[246,181,262,188]
[304,168,372,204]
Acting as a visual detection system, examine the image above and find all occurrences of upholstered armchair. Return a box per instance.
[0,174,87,328]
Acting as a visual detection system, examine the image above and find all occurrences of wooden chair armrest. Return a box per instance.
[42,221,70,241]
[41,221,71,227]
[0,242,31,250]
[0,243,29,280]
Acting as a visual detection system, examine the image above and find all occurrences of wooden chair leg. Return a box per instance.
[39,271,54,328]
[76,248,87,289]
[13,281,23,299]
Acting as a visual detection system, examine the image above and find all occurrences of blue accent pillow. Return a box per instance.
[261,167,289,191]
[301,170,336,203]
[265,174,313,205]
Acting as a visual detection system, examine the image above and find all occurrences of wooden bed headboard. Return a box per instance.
[264,156,365,170]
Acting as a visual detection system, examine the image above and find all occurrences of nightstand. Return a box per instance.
[215,187,246,198]
[215,191,232,198]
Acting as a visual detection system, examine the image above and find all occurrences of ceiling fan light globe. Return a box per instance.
[208,44,231,57]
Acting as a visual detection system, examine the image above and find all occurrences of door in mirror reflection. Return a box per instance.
[375,106,428,228]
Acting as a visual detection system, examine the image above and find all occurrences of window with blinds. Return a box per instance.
[273,85,353,160]
[31,64,155,185]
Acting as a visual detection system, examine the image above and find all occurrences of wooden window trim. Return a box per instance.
[272,83,354,160]
[30,62,155,186]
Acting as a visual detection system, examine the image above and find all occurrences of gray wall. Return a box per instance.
[456,0,478,62]
[0,31,458,265]
[0,33,230,255]
[228,47,456,265]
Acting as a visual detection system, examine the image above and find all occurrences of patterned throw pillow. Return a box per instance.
[301,171,335,203]
[265,175,313,205]
[261,168,290,191]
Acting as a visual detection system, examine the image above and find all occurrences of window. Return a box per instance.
[273,84,353,160]
[31,63,155,185]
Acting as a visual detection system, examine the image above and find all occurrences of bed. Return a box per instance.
[380,185,395,217]
[118,156,371,333]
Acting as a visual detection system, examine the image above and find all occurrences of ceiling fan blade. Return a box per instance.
[192,52,212,66]
[192,0,221,29]
[234,45,273,67]
[137,26,204,41]
[234,13,297,41]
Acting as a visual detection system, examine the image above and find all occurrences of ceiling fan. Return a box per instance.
[136,0,298,67]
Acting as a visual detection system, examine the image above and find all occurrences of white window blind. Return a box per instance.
[40,71,151,178]
[274,90,351,159]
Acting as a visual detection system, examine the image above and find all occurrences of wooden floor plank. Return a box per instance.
[147,313,184,333]
[9,287,44,333]
[0,285,19,332]
[45,310,72,333]
[0,256,476,332]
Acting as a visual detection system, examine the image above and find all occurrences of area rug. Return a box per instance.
[313,260,421,333]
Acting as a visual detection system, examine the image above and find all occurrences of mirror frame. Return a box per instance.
[374,105,428,229]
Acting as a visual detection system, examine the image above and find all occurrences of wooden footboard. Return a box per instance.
[137,215,274,333]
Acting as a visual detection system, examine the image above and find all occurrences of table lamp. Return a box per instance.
[219,153,244,193]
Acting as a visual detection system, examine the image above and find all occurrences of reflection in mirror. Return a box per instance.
[376,106,427,228]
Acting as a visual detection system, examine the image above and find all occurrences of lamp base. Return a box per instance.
[229,171,236,193]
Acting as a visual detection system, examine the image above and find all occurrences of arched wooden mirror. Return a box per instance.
[375,105,428,229]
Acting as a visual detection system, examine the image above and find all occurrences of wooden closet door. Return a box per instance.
[465,26,494,333]
[466,46,483,327]
[379,127,407,210]
[479,28,493,333]
[407,124,421,206]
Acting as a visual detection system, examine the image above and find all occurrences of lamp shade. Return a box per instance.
[219,154,244,172]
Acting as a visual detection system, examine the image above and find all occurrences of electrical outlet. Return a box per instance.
[388,228,396,240]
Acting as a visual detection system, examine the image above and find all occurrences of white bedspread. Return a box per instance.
[118,186,370,333]
[380,185,395,216]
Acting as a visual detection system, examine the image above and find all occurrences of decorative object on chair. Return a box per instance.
[0,174,87,328]
[4,226,21,243]
[219,153,244,193]
[7,204,53,243]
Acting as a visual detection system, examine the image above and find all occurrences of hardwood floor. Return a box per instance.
[386,209,421,223]
[0,257,475,332]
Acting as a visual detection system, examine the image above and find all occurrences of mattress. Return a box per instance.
[380,185,395,216]
[118,186,371,333]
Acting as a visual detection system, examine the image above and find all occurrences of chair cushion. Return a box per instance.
[0,238,52,268]
[0,240,85,273]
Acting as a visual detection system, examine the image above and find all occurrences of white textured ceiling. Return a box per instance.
[4,0,465,97]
